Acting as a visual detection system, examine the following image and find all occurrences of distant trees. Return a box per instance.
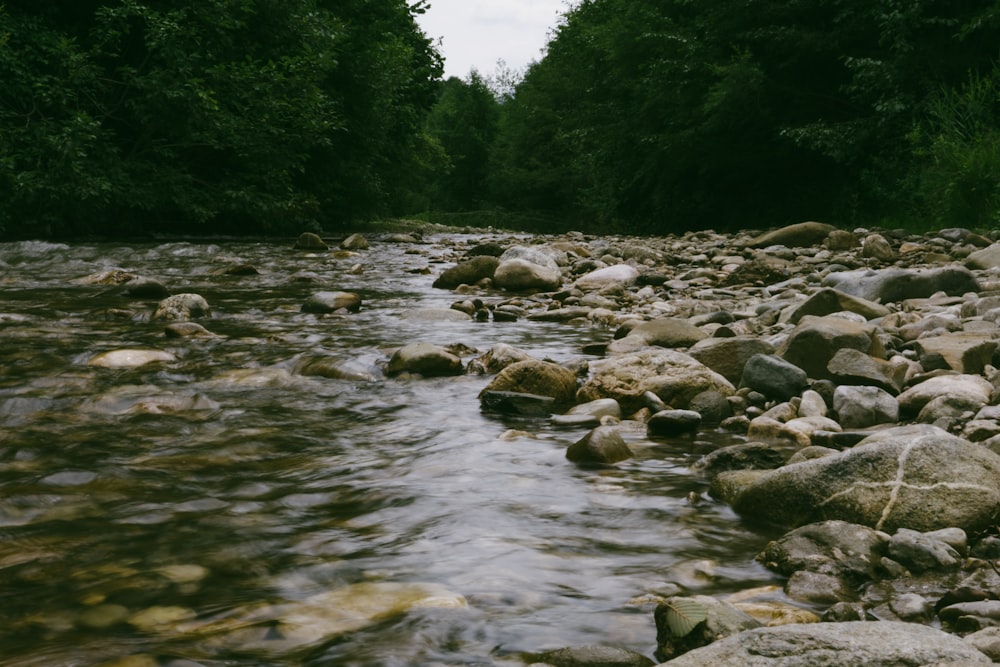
[0,0,441,238]
[483,0,1000,232]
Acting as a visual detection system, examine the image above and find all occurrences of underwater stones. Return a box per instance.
[387,343,463,377]
[301,291,362,314]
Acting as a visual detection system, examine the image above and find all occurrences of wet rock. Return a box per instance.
[295,356,379,382]
[152,293,211,321]
[577,349,735,414]
[783,287,890,324]
[574,264,640,291]
[746,221,836,249]
[564,398,622,421]
[87,349,176,368]
[467,343,535,375]
[498,244,564,270]
[833,385,899,428]
[493,258,562,292]
[692,443,785,479]
[340,233,369,250]
[739,354,808,401]
[122,277,170,299]
[526,645,654,667]
[897,374,992,420]
[823,265,980,304]
[387,343,463,377]
[887,527,963,573]
[688,337,776,385]
[301,291,362,314]
[659,621,991,666]
[608,317,707,354]
[432,256,499,289]
[566,426,632,464]
[528,307,592,322]
[654,595,761,663]
[293,232,328,250]
[399,307,471,322]
[647,409,701,437]
[713,425,1000,533]
[687,390,733,425]
[757,520,887,582]
[480,391,556,416]
[778,315,882,382]
[480,359,578,405]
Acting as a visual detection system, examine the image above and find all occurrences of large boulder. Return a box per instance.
[822,265,980,303]
[659,621,990,667]
[577,349,735,414]
[896,373,993,420]
[688,337,776,385]
[712,425,1000,533]
[778,316,882,381]
[492,258,562,292]
[432,256,499,289]
[479,360,578,405]
[739,354,808,401]
[746,221,837,249]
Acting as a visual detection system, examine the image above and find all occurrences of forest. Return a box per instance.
[1,0,998,239]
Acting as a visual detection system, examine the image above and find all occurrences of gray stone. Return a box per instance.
[647,409,702,437]
[296,356,378,382]
[783,287,890,324]
[480,360,578,405]
[301,291,362,314]
[492,258,562,292]
[386,343,463,377]
[528,645,654,667]
[911,332,999,375]
[739,354,808,401]
[340,233,369,250]
[783,570,856,605]
[692,443,785,479]
[467,344,535,375]
[746,221,836,249]
[888,528,962,572]
[756,520,888,582]
[577,349,734,414]
[498,244,564,270]
[826,348,905,394]
[658,621,990,667]
[712,425,1000,533]
[151,293,211,321]
[432,256,499,289]
[823,265,980,303]
[940,600,1000,633]
[480,391,556,416]
[861,233,896,261]
[687,390,733,425]
[833,385,899,428]
[566,426,632,465]
[574,264,640,291]
[778,315,881,381]
[966,243,1000,270]
[608,317,707,353]
[688,337,776,385]
[897,374,993,420]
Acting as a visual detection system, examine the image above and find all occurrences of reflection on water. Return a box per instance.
[0,238,778,666]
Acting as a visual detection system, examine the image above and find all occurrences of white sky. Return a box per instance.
[414,0,569,79]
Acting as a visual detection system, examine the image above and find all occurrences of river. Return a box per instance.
[0,236,779,666]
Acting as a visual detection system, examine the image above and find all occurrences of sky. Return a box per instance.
[414,0,569,80]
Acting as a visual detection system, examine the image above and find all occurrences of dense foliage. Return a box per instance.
[0,0,441,237]
[2,0,998,238]
[479,0,1000,232]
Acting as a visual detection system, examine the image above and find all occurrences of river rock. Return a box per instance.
[823,265,980,303]
[527,645,654,667]
[151,293,211,321]
[896,374,993,420]
[609,317,707,354]
[493,258,562,292]
[739,354,808,401]
[301,291,362,314]
[87,349,176,368]
[566,425,631,464]
[911,332,999,375]
[966,243,1000,270]
[164,322,217,338]
[778,315,882,381]
[654,595,761,663]
[479,359,578,405]
[861,232,896,262]
[746,221,836,249]
[782,287,890,324]
[658,621,991,666]
[826,348,905,394]
[757,520,888,582]
[122,277,170,299]
[887,527,962,573]
[712,425,1000,533]
[386,343,463,377]
[688,337,776,385]
[295,356,379,382]
[833,385,899,428]
[480,391,556,416]
[293,232,328,250]
[574,264,640,291]
[340,233,369,250]
[467,343,535,374]
[432,256,499,289]
[577,349,735,414]
[498,244,564,270]
[647,409,701,437]
[692,443,785,479]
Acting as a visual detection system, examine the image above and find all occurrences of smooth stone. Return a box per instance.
[647,409,702,437]
[833,385,900,428]
[739,353,808,401]
[887,527,962,572]
[398,307,471,321]
[746,221,836,249]
[295,356,379,382]
[757,520,888,581]
[574,264,640,290]
[566,426,632,464]
[783,287,890,324]
[293,232,328,250]
[911,332,999,374]
[480,360,578,405]
[432,256,499,289]
[778,315,881,382]
[492,258,562,292]
[527,645,654,667]
[386,342,463,377]
[897,374,992,420]
[823,265,980,303]
[301,291,362,314]
[87,349,176,368]
[688,337,776,385]
[340,233,369,250]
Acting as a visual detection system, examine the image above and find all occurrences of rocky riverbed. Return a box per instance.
[7,221,1000,665]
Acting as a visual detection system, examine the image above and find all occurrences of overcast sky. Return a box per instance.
[414,0,569,79]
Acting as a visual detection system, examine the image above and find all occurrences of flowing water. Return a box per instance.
[0,236,779,666]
